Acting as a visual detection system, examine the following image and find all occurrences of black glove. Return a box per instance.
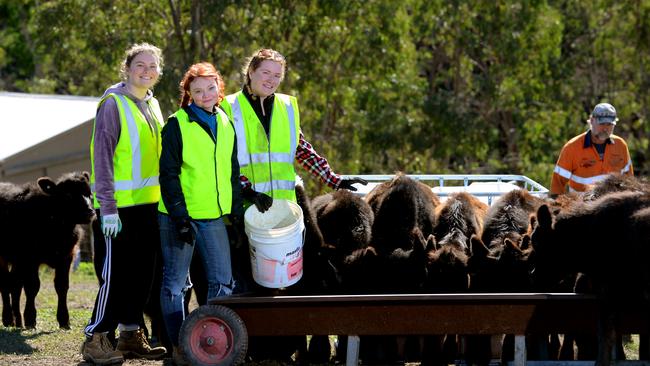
[173,216,195,245]
[337,177,368,191]
[249,191,274,213]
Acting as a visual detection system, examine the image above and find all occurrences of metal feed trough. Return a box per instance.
[177,174,646,366]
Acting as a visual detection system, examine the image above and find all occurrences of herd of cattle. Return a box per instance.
[261,173,650,365]
[1,171,650,365]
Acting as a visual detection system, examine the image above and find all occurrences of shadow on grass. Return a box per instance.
[0,327,55,354]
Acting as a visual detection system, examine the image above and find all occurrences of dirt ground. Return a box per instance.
[0,355,174,366]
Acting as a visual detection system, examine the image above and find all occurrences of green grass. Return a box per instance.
[0,262,96,364]
[0,262,643,365]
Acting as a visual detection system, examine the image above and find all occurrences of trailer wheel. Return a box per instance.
[180,304,248,366]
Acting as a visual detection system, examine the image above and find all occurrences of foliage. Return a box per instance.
[1,0,649,195]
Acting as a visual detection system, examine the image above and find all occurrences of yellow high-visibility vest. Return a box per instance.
[158,108,235,219]
[90,93,163,208]
[220,91,300,202]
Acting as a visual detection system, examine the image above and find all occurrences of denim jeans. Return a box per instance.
[158,213,234,346]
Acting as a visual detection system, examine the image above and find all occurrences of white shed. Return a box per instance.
[0,92,100,263]
[0,92,99,183]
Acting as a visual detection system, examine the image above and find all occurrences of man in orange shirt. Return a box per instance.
[550,103,633,197]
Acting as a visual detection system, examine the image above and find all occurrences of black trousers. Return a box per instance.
[84,203,159,336]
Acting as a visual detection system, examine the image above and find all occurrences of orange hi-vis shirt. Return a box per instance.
[550,130,633,195]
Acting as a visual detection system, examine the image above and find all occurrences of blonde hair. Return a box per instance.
[241,48,286,85]
[119,42,164,81]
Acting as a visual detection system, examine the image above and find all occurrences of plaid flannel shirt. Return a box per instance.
[239,131,342,191]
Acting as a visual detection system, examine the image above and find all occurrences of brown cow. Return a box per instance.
[434,191,488,255]
[583,173,650,201]
[466,189,543,365]
[426,192,488,294]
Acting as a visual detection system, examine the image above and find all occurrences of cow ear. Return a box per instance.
[536,204,553,229]
[426,234,437,252]
[411,227,427,251]
[529,215,538,230]
[37,177,56,194]
[520,234,531,250]
[470,234,489,257]
[504,238,522,253]
[414,233,427,253]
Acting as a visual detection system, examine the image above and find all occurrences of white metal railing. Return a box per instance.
[341,174,549,205]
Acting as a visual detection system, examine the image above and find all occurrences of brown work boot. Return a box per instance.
[172,346,190,366]
[81,332,124,365]
[116,328,166,360]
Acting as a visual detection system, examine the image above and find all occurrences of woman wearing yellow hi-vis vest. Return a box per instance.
[158,62,243,365]
[220,48,368,213]
[220,48,368,362]
[84,43,167,365]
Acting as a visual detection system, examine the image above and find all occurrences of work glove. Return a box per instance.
[101,213,122,238]
[246,190,273,213]
[173,216,195,245]
[337,177,368,192]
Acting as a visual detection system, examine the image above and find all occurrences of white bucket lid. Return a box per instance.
[245,199,296,230]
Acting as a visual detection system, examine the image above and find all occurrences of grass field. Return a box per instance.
[0,263,167,365]
[0,262,642,365]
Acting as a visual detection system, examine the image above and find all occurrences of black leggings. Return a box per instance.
[84,203,159,336]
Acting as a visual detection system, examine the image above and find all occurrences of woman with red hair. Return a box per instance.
[158,62,243,364]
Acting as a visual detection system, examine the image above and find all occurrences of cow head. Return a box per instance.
[426,233,470,292]
[38,171,95,225]
[468,233,534,292]
[529,204,566,291]
[316,190,373,255]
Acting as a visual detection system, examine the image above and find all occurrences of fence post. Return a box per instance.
[346,335,360,366]
[514,334,527,366]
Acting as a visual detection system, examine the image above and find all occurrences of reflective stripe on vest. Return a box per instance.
[158,108,235,219]
[90,94,162,208]
[555,159,633,188]
[226,92,299,202]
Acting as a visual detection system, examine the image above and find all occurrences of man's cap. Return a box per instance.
[591,103,618,125]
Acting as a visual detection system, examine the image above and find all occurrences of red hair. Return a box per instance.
[179,62,225,107]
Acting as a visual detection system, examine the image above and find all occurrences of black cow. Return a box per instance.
[544,175,650,361]
[312,189,374,255]
[532,191,650,366]
[361,174,440,364]
[0,171,95,329]
[366,173,439,254]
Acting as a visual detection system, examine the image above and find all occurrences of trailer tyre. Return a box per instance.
[180,304,248,366]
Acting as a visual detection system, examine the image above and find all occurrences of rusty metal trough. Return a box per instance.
[210,293,649,366]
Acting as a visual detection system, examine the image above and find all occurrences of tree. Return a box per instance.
[2,0,649,190]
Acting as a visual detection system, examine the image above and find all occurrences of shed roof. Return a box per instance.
[0,92,99,161]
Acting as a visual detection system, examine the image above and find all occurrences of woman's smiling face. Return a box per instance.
[248,60,283,98]
[190,77,219,112]
[126,51,160,91]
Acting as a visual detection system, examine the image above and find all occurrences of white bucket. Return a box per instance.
[244,199,305,288]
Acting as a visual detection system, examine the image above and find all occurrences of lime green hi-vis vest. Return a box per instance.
[158,108,235,219]
[221,91,300,202]
[90,93,163,209]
